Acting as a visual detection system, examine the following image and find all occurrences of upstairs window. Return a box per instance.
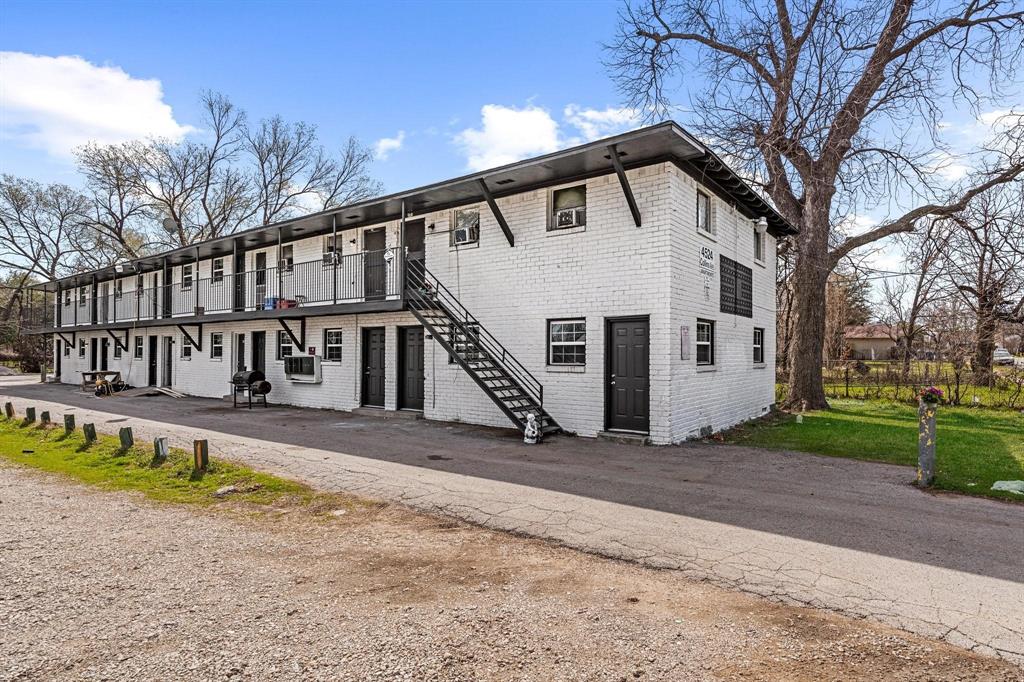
[696,319,715,366]
[322,235,340,267]
[212,258,225,283]
[182,264,193,290]
[114,280,123,300]
[280,244,294,273]
[63,290,71,306]
[754,230,765,262]
[277,330,294,360]
[133,336,143,359]
[697,191,712,235]
[136,274,144,297]
[550,185,587,231]
[78,289,86,307]
[548,319,586,365]
[451,208,480,246]
[324,329,343,361]
[753,327,765,364]
[720,256,754,318]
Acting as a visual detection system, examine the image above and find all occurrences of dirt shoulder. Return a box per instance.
[1,463,1019,682]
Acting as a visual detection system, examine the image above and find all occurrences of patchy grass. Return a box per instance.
[0,414,363,513]
[725,399,1024,502]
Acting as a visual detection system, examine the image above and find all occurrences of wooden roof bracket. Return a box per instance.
[608,144,642,227]
[277,317,306,353]
[105,328,129,352]
[56,330,76,348]
[477,179,515,247]
[175,323,203,351]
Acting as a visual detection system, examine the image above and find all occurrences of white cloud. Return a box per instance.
[562,105,641,142]
[925,151,972,182]
[454,104,642,171]
[454,104,561,171]
[0,51,193,158]
[373,130,405,160]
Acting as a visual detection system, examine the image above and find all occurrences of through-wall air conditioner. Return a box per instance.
[284,355,322,383]
[322,252,339,266]
[555,207,586,229]
[453,226,475,245]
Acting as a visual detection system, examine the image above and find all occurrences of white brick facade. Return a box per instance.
[53,160,777,444]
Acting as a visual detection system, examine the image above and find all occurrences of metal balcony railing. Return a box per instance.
[49,248,402,329]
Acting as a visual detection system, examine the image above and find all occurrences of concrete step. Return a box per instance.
[597,430,650,446]
[351,407,423,421]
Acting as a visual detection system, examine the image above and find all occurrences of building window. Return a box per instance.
[550,185,587,230]
[548,319,586,366]
[63,290,71,306]
[754,230,765,262]
[210,333,224,359]
[322,235,340,267]
[451,208,480,246]
[114,280,123,299]
[136,274,144,297]
[181,342,192,360]
[63,341,70,357]
[696,319,715,366]
[277,330,294,359]
[79,339,86,358]
[212,258,225,283]
[114,341,122,359]
[78,289,86,307]
[696,191,712,235]
[182,264,193,290]
[323,329,342,361]
[753,327,765,364]
[280,245,294,273]
[720,256,754,318]
[134,336,143,359]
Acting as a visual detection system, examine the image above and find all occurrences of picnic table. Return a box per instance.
[79,370,122,392]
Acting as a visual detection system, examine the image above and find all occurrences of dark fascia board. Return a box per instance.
[37,121,794,291]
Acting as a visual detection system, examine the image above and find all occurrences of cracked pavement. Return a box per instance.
[2,376,1022,666]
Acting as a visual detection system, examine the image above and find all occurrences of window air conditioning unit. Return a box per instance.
[453,226,474,245]
[322,252,339,266]
[555,207,586,228]
[284,355,322,383]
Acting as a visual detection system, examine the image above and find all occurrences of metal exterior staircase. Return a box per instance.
[404,262,560,438]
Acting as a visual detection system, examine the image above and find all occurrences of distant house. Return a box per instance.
[845,324,897,361]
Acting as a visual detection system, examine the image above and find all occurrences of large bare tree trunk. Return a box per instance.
[786,249,830,409]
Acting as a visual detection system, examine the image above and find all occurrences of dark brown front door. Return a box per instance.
[399,326,425,410]
[89,338,98,370]
[100,338,109,371]
[147,336,158,386]
[606,317,649,433]
[363,228,387,299]
[251,331,265,374]
[362,327,386,407]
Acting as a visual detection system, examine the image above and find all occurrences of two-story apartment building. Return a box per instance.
[27,122,795,444]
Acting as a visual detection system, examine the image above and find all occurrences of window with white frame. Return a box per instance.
[182,263,193,290]
[696,319,715,366]
[696,191,712,235]
[322,235,340,267]
[753,327,765,364]
[181,340,192,359]
[210,332,224,359]
[63,341,70,357]
[63,290,71,306]
[550,185,587,231]
[754,230,765,262]
[114,280,123,299]
[136,274,144,297]
[79,339,86,358]
[323,329,343,361]
[78,288,86,307]
[451,208,480,246]
[212,258,225,283]
[134,336,143,359]
[277,330,294,359]
[548,319,586,366]
[114,340,122,359]
[280,244,294,273]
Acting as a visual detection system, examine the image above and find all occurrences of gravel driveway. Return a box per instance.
[2,464,1020,681]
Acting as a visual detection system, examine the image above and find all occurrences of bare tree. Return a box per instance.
[610,0,1024,408]
[878,218,949,376]
[941,179,1024,380]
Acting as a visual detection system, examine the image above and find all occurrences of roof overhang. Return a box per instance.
[35,121,796,291]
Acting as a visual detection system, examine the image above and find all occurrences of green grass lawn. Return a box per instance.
[0,414,358,512]
[725,399,1024,501]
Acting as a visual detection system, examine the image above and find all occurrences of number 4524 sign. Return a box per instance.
[699,246,715,300]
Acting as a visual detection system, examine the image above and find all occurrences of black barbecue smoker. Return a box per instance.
[230,370,271,408]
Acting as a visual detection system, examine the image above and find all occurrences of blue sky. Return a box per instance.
[0,0,637,193]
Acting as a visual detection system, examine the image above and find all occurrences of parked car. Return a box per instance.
[993,348,1015,366]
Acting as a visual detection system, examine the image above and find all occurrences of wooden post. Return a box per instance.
[64,414,75,434]
[25,407,36,423]
[118,427,134,451]
[40,411,50,425]
[153,437,169,462]
[83,423,97,444]
[917,401,937,487]
[3,402,14,419]
[193,439,209,471]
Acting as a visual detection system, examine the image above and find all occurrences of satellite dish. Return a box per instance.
[162,217,177,232]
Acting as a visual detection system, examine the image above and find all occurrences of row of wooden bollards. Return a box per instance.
[3,401,211,472]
